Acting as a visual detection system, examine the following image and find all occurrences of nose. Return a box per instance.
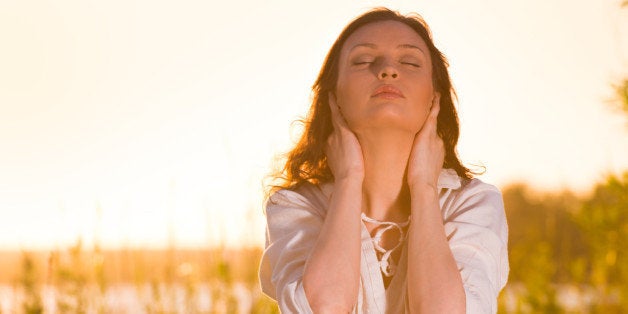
[377,62,398,79]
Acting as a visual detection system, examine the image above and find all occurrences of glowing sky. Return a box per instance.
[1,0,627,249]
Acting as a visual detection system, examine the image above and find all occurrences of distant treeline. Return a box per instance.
[3,171,627,312]
[500,171,628,312]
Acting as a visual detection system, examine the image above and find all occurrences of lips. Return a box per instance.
[371,84,405,99]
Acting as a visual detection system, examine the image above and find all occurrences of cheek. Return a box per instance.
[414,76,435,102]
[335,80,365,126]
[410,81,436,126]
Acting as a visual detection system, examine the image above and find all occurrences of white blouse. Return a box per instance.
[259,169,509,313]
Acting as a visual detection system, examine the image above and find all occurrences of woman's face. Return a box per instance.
[335,20,437,135]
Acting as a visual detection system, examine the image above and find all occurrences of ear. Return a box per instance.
[432,92,440,107]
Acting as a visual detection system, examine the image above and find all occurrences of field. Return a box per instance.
[2,172,627,313]
[0,247,278,313]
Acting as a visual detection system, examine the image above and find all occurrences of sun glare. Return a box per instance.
[0,0,627,250]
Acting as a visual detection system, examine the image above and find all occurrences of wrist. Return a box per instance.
[409,182,438,199]
[330,176,363,215]
[409,178,438,191]
[409,184,440,219]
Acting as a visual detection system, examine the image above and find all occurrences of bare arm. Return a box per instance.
[406,97,465,313]
[302,94,365,313]
[303,178,363,313]
[406,185,465,313]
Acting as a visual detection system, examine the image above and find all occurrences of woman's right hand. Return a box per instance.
[303,94,365,313]
[325,93,365,182]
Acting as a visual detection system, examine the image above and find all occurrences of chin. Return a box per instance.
[353,110,422,134]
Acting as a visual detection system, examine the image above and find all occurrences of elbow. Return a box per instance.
[408,287,466,314]
[303,283,355,314]
[303,276,356,314]
[302,263,359,313]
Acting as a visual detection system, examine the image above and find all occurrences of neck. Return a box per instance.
[356,129,414,222]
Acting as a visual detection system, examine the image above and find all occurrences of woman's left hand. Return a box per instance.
[407,96,444,190]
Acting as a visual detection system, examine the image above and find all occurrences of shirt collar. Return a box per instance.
[437,168,462,190]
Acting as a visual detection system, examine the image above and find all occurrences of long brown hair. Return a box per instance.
[267,7,476,196]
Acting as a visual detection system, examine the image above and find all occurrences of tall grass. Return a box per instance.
[4,172,626,313]
[8,244,278,313]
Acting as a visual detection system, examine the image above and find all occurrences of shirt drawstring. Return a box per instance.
[361,212,411,277]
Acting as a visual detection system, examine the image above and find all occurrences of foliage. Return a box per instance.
[52,240,89,313]
[575,172,628,311]
[19,252,43,314]
[501,184,580,312]
[6,175,627,313]
[500,172,628,312]
[612,79,628,116]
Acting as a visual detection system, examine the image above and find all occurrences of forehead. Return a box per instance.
[342,20,428,53]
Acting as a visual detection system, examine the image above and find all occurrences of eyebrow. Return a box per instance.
[349,43,426,55]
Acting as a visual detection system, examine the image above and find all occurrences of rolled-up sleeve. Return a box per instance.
[259,189,324,313]
[443,181,509,314]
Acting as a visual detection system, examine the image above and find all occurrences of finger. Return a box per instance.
[431,93,440,109]
[328,93,342,129]
[421,102,439,127]
[430,98,440,119]
[328,93,351,130]
[427,98,441,129]
[417,100,440,136]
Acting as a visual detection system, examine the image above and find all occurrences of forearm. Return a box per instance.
[303,178,363,313]
[407,185,465,313]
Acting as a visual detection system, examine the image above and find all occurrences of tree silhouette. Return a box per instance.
[614,79,628,114]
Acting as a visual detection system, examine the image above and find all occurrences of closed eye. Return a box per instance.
[401,62,420,68]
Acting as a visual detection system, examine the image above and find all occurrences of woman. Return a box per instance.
[259,7,509,314]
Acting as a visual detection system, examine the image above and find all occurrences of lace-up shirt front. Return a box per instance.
[259,169,509,313]
[360,212,410,279]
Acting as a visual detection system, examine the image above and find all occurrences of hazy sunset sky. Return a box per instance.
[1,0,627,249]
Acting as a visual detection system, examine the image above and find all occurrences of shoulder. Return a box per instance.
[458,177,503,201]
[443,176,510,311]
[443,174,506,232]
[439,169,503,208]
[265,182,333,219]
